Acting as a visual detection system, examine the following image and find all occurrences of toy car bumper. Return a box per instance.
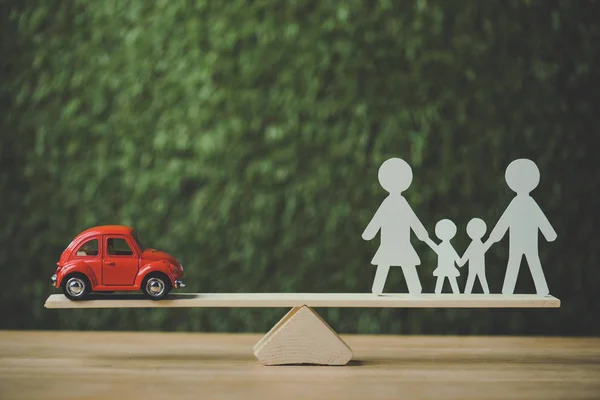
[50,274,57,286]
[174,279,185,289]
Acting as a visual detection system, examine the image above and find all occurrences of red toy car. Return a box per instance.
[51,225,185,300]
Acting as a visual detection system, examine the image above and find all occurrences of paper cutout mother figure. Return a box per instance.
[362,158,429,295]
[488,158,557,296]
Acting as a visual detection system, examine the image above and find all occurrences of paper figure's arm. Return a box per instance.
[482,239,494,253]
[362,203,384,241]
[534,200,557,242]
[488,201,513,243]
[408,203,429,241]
[450,247,462,266]
[425,238,439,253]
[458,244,472,267]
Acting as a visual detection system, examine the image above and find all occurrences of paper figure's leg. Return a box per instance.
[449,277,460,294]
[501,253,523,295]
[372,265,390,295]
[402,265,422,294]
[464,272,475,294]
[478,271,490,294]
[525,252,549,296]
[434,277,444,294]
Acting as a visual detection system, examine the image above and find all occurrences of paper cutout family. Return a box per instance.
[362,158,557,296]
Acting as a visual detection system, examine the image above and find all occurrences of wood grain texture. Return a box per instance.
[0,331,598,400]
[44,293,561,309]
[253,306,353,365]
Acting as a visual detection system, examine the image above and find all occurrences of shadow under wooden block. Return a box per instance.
[253,305,353,366]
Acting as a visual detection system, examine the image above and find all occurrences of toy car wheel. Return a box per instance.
[142,273,171,300]
[62,274,90,301]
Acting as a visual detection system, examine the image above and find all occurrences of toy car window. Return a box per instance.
[76,239,99,257]
[107,238,133,256]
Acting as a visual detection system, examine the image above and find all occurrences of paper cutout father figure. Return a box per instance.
[488,158,557,296]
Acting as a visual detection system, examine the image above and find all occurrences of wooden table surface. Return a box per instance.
[0,331,598,400]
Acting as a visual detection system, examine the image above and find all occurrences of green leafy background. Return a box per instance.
[1,0,598,335]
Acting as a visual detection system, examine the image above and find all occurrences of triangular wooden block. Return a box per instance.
[253,305,353,366]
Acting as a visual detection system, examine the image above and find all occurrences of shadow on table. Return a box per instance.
[76,293,197,301]
[90,352,368,366]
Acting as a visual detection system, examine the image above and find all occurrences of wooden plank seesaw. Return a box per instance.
[44,293,561,366]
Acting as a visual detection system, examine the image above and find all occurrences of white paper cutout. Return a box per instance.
[488,158,557,296]
[425,219,461,294]
[362,158,429,295]
[458,218,491,294]
[361,157,556,297]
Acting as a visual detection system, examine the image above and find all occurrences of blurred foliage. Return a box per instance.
[1,0,599,335]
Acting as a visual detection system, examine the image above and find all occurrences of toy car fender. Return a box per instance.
[135,260,182,288]
[55,261,98,288]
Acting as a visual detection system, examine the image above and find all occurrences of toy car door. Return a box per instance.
[102,235,139,285]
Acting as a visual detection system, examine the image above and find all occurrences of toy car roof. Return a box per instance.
[59,225,137,263]
[75,225,135,238]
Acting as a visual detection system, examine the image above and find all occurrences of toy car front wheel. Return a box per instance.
[142,273,171,300]
[62,274,90,301]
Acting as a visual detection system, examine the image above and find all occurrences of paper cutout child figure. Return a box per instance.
[458,218,491,294]
[425,219,461,294]
[362,158,429,295]
[488,159,557,296]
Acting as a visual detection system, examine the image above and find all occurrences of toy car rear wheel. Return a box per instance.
[142,273,171,300]
[62,273,91,301]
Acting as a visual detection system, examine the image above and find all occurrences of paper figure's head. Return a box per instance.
[505,158,540,194]
[435,219,457,240]
[378,158,413,193]
[466,218,487,239]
